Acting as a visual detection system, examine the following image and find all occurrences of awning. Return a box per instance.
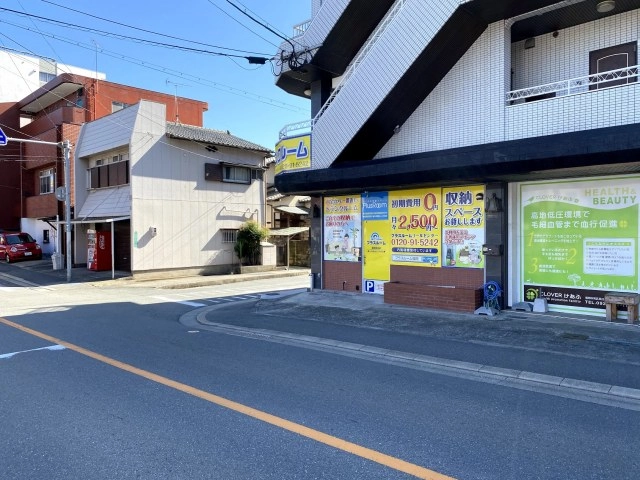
[275,206,309,215]
[67,216,130,225]
[77,185,131,219]
[269,227,309,236]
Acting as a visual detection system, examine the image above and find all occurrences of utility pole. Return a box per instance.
[0,128,73,282]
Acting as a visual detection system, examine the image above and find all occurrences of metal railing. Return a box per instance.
[293,20,311,37]
[279,0,408,139]
[506,64,639,104]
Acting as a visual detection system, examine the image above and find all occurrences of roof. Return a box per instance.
[166,122,272,154]
[276,205,309,215]
[77,185,131,220]
[269,227,309,237]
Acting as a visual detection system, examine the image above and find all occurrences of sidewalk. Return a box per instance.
[8,256,311,289]
[184,290,640,407]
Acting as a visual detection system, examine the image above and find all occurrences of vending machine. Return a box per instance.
[87,229,112,271]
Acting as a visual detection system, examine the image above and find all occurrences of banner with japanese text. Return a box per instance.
[520,176,639,310]
[323,196,361,262]
[362,192,390,293]
[275,134,311,174]
[442,186,485,268]
[389,188,442,267]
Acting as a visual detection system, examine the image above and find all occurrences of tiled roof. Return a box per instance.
[166,122,272,153]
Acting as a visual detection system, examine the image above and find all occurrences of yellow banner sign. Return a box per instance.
[275,134,311,174]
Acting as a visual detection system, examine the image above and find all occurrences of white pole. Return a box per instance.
[63,140,72,282]
[111,221,115,279]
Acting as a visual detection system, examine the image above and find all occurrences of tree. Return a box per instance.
[234,221,269,266]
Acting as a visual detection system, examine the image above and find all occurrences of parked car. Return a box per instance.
[0,232,42,263]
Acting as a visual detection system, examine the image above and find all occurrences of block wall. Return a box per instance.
[323,261,362,292]
[390,265,484,289]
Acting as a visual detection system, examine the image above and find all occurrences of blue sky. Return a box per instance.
[0,0,311,151]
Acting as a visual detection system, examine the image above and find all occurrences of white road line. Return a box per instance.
[151,296,207,307]
[0,272,40,287]
[0,344,66,360]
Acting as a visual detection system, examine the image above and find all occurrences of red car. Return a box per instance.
[0,232,42,263]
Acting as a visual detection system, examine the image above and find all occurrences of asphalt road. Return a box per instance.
[1,264,639,479]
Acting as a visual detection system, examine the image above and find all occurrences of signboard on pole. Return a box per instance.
[0,127,7,146]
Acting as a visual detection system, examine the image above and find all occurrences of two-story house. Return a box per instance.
[0,70,208,262]
[273,0,640,319]
[73,100,271,275]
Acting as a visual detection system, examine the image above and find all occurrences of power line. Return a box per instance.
[0,7,272,63]
[224,0,310,72]
[0,27,306,113]
[203,0,279,48]
[40,0,271,56]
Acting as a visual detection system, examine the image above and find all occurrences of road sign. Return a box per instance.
[0,127,6,146]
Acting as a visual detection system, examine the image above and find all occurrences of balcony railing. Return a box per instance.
[506,65,639,104]
[293,20,311,38]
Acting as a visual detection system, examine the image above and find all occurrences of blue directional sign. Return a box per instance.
[0,127,6,146]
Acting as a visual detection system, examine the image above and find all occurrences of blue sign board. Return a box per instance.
[0,127,6,146]
[362,192,389,221]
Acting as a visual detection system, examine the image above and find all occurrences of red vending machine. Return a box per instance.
[87,229,112,271]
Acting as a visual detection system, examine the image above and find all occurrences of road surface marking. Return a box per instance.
[151,296,207,307]
[0,344,65,359]
[0,316,454,480]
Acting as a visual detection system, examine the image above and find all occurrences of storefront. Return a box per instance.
[510,175,639,319]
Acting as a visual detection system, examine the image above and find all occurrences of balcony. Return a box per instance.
[506,65,639,104]
[293,20,311,38]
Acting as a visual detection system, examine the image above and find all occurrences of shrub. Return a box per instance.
[234,221,269,265]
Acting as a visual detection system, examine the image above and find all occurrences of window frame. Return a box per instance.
[221,229,238,243]
[222,165,252,184]
[39,168,55,195]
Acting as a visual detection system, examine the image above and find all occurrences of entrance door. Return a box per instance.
[589,42,637,90]
[114,221,131,271]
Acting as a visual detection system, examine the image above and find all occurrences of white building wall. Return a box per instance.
[20,218,57,256]
[0,49,105,103]
[376,21,506,158]
[0,50,41,103]
[130,101,265,273]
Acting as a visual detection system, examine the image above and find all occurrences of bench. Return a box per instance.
[604,292,640,324]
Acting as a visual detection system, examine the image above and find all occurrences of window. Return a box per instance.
[223,165,251,184]
[39,72,56,84]
[39,168,55,194]
[112,101,131,113]
[87,161,129,189]
[221,229,238,243]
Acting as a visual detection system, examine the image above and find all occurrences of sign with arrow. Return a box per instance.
[0,127,7,146]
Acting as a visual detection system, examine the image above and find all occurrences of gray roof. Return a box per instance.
[166,122,272,153]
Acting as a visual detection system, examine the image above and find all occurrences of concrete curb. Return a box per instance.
[179,303,640,408]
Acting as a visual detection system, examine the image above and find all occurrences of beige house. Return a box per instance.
[72,100,271,277]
